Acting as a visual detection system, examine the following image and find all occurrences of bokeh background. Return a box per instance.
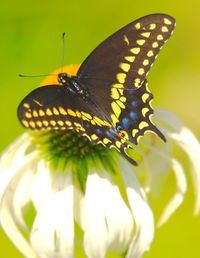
[0,0,200,257]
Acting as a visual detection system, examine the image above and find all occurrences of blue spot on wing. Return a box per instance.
[122,117,131,129]
[131,100,137,107]
[130,111,137,120]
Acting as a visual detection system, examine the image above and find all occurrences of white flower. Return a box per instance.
[0,108,200,258]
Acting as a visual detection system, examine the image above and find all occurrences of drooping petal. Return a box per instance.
[0,133,38,258]
[155,109,200,214]
[119,158,154,258]
[82,170,133,258]
[157,158,187,227]
[141,139,187,226]
[30,172,74,258]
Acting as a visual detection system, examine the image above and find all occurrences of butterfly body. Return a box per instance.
[58,73,90,101]
[18,14,176,165]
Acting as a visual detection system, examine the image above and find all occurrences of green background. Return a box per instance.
[1,0,200,257]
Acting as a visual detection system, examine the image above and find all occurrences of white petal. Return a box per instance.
[157,159,187,227]
[155,109,200,214]
[30,172,74,258]
[30,160,54,210]
[102,176,133,253]
[119,159,154,258]
[82,170,133,257]
[0,137,38,258]
[82,172,109,258]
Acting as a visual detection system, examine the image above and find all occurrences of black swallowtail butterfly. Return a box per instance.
[18,14,176,165]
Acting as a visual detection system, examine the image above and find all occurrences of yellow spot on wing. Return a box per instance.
[116,73,126,84]
[149,23,156,30]
[139,121,149,129]
[138,68,145,75]
[103,138,111,145]
[65,120,72,126]
[91,120,96,125]
[23,103,30,108]
[93,116,105,126]
[57,120,64,126]
[142,107,149,116]
[143,59,149,66]
[120,63,131,72]
[157,34,164,40]
[134,78,141,87]
[36,121,42,127]
[152,42,159,48]
[39,110,45,116]
[33,110,38,117]
[111,101,121,117]
[142,93,149,102]
[111,88,120,100]
[120,96,126,102]
[164,18,172,25]
[59,107,67,115]
[141,32,150,38]
[113,83,124,89]
[43,120,49,127]
[46,108,52,116]
[130,47,140,55]
[53,107,59,115]
[137,39,145,46]
[81,112,92,120]
[123,35,130,46]
[124,56,135,62]
[50,120,56,126]
[135,22,141,29]
[67,109,76,117]
[29,121,36,128]
[91,134,98,141]
[132,129,139,137]
[116,100,125,109]
[76,111,81,118]
[161,26,168,32]
[115,141,122,148]
[118,89,124,95]
[25,112,32,118]
[111,114,119,125]
[22,120,29,127]
[147,50,154,57]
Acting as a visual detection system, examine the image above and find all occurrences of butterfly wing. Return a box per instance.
[77,13,175,142]
[17,85,136,165]
[78,14,175,89]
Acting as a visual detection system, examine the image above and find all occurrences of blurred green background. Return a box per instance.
[0,0,200,257]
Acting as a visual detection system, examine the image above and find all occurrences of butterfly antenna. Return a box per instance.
[61,32,66,73]
[19,74,57,78]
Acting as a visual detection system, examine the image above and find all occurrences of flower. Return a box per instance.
[0,65,200,258]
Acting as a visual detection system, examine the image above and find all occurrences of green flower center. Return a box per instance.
[30,129,119,191]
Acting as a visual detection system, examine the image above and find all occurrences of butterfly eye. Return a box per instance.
[58,73,69,83]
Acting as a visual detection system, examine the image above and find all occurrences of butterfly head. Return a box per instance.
[57,73,71,84]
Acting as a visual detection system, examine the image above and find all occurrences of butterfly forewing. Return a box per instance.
[18,85,136,165]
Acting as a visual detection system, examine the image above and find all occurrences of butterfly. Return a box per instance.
[18,13,176,166]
